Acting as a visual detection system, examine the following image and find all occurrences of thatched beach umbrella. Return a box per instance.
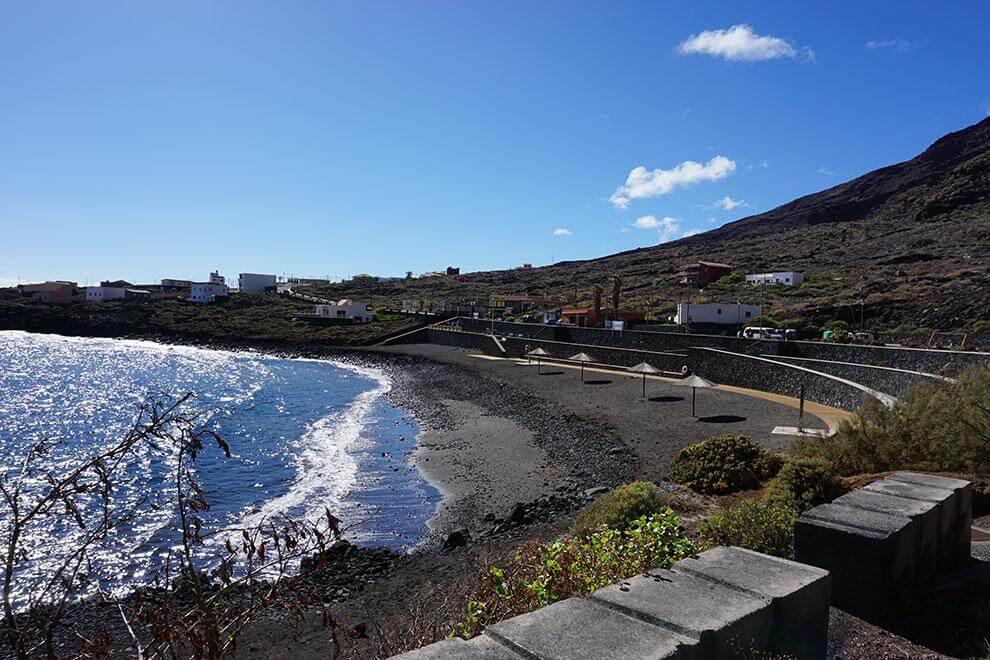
[627,361,661,398]
[527,347,549,374]
[569,352,595,382]
[675,374,717,417]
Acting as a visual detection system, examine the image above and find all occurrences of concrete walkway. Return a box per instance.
[476,354,854,431]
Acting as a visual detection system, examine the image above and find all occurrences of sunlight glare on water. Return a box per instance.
[0,331,438,605]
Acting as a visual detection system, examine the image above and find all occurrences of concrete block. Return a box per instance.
[590,569,771,657]
[864,478,963,568]
[391,635,520,659]
[795,502,915,614]
[674,546,830,659]
[486,597,697,659]
[835,489,940,582]
[888,472,972,566]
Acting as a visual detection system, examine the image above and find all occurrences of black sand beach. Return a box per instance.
[8,339,824,659]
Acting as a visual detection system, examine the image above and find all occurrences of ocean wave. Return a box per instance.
[233,361,392,530]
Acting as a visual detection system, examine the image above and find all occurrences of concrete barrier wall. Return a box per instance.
[795,472,972,616]
[768,355,950,397]
[688,347,896,412]
[395,546,830,660]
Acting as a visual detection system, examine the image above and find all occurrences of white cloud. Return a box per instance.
[552,228,573,236]
[610,155,736,209]
[677,24,813,62]
[714,196,746,210]
[631,215,682,242]
[681,228,704,238]
[866,38,916,52]
[632,215,662,229]
[818,165,837,177]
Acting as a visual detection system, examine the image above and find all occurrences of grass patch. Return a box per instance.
[669,434,783,495]
[695,500,797,558]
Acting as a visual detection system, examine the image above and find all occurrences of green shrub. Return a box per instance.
[454,511,693,639]
[669,435,783,495]
[572,481,670,535]
[695,500,797,558]
[762,457,846,512]
[794,365,990,475]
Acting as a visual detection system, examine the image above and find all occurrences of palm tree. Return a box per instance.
[592,284,604,327]
[611,276,622,320]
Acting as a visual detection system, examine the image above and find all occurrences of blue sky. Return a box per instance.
[1,1,988,285]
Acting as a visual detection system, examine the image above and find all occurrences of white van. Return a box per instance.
[740,326,776,339]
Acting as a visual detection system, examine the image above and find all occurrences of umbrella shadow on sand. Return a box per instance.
[698,414,746,424]
[649,395,684,403]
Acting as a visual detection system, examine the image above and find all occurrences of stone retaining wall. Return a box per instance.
[451,318,990,374]
[455,318,778,356]
[395,546,830,659]
[781,340,989,375]
[767,355,949,397]
[688,347,896,412]
[499,336,688,372]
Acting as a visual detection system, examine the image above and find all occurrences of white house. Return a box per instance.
[86,286,126,302]
[188,282,229,304]
[674,302,762,325]
[238,273,276,294]
[313,299,374,323]
[745,271,804,287]
[209,271,226,286]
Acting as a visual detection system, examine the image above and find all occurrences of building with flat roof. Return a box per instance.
[560,307,645,327]
[312,299,374,323]
[86,286,126,302]
[746,271,804,287]
[23,281,74,304]
[678,261,732,285]
[674,302,761,325]
[238,273,276,294]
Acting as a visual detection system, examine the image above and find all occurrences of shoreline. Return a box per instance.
[0,330,630,658]
[1,329,817,658]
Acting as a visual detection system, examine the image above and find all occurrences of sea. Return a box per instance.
[0,330,439,604]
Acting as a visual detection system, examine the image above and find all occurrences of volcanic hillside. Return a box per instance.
[317,117,990,331]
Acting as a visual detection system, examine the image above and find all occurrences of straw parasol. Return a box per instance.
[569,352,595,382]
[627,361,661,398]
[527,347,549,374]
[675,374,717,417]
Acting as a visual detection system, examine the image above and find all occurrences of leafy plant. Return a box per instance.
[669,435,783,495]
[695,500,797,558]
[571,481,672,535]
[762,457,845,512]
[453,511,693,640]
[1,394,349,660]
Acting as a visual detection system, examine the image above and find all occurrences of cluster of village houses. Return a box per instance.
[401,262,804,329]
[16,271,378,324]
[15,261,803,329]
